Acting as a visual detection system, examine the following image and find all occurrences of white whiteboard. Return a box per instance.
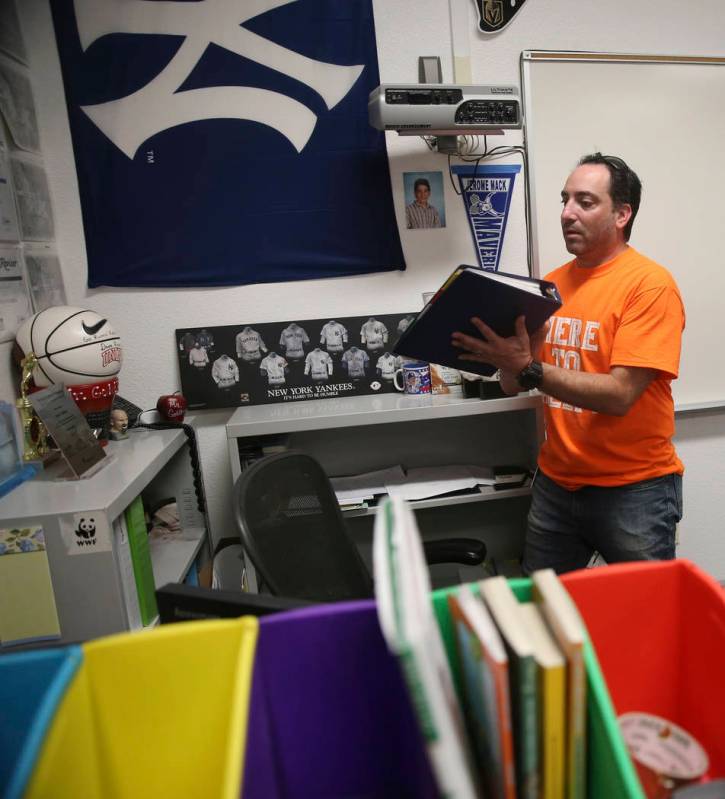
[521,51,725,409]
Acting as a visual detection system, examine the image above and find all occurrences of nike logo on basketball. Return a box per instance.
[82,319,107,336]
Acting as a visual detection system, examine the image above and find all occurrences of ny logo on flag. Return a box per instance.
[74,0,365,157]
[52,0,405,287]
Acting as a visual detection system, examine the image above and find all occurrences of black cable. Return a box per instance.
[134,421,206,515]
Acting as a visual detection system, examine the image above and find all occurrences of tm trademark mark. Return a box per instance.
[146,150,155,164]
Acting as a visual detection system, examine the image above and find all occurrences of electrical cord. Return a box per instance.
[133,418,207,515]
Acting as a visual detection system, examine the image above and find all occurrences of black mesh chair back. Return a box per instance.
[234,451,373,601]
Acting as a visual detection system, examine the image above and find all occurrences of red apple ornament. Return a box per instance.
[157,391,187,422]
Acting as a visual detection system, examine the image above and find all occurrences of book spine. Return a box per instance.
[494,664,517,799]
[568,649,586,799]
[541,666,566,799]
[113,516,143,630]
[516,655,540,799]
[124,496,159,626]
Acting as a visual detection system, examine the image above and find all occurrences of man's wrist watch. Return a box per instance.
[516,360,544,390]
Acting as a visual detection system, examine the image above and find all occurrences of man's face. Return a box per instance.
[414,184,430,206]
[111,411,128,432]
[560,164,630,265]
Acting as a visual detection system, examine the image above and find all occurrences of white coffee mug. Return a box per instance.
[394,361,432,395]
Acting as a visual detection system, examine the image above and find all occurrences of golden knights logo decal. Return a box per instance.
[472,0,530,33]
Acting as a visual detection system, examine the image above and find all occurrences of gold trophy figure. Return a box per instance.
[16,353,50,461]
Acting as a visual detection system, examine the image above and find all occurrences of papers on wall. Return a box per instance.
[10,154,54,241]
[0,144,20,241]
[0,0,26,64]
[0,15,65,316]
[0,243,31,342]
[0,53,40,153]
[22,243,66,311]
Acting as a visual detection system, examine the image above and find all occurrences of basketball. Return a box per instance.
[15,306,123,387]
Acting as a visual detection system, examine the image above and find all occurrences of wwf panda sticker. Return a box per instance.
[62,513,112,554]
[472,0,530,33]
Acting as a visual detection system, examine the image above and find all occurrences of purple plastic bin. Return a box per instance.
[242,600,437,799]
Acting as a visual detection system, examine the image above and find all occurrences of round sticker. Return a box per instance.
[618,712,709,781]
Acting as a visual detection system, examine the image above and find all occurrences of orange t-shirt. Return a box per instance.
[538,247,685,490]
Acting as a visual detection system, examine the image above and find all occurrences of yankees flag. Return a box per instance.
[50,0,405,288]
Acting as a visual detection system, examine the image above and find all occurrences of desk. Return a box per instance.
[226,392,542,587]
[0,424,211,642]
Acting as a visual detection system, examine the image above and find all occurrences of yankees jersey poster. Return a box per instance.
[177,312,416,408]
[50,0,405,288]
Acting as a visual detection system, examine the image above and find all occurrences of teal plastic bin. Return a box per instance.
[0,646,83,799]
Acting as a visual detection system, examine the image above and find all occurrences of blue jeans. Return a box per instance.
[522,470,683,575]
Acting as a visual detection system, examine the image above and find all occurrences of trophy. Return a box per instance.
[16,353,50,461]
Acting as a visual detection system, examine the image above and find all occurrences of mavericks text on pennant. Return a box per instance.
[452,164,521,273]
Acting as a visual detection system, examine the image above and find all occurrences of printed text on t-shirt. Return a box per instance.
[543,315,600,412]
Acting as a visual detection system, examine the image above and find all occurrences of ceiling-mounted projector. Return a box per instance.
[368,84,522,135]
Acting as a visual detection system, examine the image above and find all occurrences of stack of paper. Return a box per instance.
[386,464,495,501]
[330,464,405,507]
[332,463,527,507]
[373,495,479,799]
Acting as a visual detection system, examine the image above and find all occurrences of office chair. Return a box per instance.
[232,450,487,602]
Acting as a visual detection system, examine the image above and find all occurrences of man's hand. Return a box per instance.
[451,315,545,374]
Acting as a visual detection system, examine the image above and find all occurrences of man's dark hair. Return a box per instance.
[578,153,641,241]
[413,177,431,192]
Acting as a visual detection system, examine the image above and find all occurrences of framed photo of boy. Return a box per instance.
[403,171,446,229]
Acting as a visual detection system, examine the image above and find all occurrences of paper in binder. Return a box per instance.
[373,495,479,799]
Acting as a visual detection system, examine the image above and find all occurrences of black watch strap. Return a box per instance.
[517,360,544,390]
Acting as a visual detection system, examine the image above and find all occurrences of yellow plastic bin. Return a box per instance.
[25,617,258,799]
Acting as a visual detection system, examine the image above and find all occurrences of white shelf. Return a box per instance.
[150,526,206,588]
[226,391,541,438]
[0,419,210,643]
[0,426,190,523]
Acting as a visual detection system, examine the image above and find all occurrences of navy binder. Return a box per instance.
[394,265,562,377]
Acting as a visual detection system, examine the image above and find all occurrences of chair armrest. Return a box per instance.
[423,537,487,566]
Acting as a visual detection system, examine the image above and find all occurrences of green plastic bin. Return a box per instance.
[431,577,644,799]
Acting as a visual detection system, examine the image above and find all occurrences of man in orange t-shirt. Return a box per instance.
[451,153,685,573]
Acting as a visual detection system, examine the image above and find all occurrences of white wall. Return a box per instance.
[8,0,725,578]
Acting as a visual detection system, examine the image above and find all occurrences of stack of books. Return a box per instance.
[373,495,587,799]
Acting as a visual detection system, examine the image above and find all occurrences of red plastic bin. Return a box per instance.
[562,560,725,783]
